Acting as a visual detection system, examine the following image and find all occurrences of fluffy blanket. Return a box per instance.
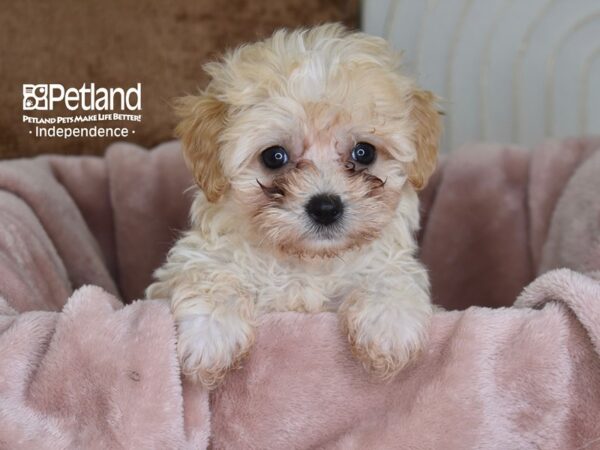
[0,137,599,449]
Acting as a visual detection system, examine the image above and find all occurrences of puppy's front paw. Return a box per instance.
[340,291,431,379]
[176,314,254,389]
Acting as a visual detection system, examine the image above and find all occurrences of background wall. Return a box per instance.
[0,0,358,158]
[363,0,600,152]
[4,1,598,158]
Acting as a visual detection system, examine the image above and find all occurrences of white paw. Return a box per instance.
[340,292,431,379]
[176,314,254,388]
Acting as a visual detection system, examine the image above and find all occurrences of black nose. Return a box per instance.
[305,193,344,225]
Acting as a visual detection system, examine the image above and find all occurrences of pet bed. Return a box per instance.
[0,137,599,449]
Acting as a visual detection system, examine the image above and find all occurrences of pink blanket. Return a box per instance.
[0,138,599,449]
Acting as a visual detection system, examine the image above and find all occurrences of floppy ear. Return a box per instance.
[407,90,441,190]
[174,94,229,202]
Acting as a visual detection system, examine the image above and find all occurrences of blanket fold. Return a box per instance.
[0,137,599,449]
[0,286,209,449]
[210,270,600,450]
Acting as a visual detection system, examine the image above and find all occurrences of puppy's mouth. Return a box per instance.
[253,162,390,257]
[301,193,357,255]
[257,176,349,241]
[305,220,346,241]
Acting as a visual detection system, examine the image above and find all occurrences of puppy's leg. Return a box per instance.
[148,269,255,389]
[339,260,432,379]
[174,275,255,388]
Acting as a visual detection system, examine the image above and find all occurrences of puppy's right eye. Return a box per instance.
[261,146,289,169]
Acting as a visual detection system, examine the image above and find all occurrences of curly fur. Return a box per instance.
[146,23,441,388]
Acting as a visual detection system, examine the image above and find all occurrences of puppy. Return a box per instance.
[146,24,441,388]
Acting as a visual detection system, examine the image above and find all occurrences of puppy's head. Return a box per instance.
[177,24,441,258]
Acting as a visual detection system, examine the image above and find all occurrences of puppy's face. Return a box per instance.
[177,24,441,258]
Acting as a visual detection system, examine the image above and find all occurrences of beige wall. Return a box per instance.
[363,0,600,152]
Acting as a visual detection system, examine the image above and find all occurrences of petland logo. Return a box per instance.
[23,83,141,111]
[22,83,142,139]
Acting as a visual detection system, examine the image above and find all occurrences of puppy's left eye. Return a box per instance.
[351,142,376,165]
[261,146,289,169]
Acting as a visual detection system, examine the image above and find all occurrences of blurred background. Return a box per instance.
[0,0,358,159]
[363,0,600,153]
[0,0,598,158]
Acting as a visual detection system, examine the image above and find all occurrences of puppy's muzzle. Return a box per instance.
[305,193,344,226]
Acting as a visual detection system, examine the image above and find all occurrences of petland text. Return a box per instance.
[23,83,141,111]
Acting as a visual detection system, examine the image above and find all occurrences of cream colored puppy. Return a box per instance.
[147,24,441,388]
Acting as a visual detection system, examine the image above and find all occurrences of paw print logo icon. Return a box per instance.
[23,84,49,110]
